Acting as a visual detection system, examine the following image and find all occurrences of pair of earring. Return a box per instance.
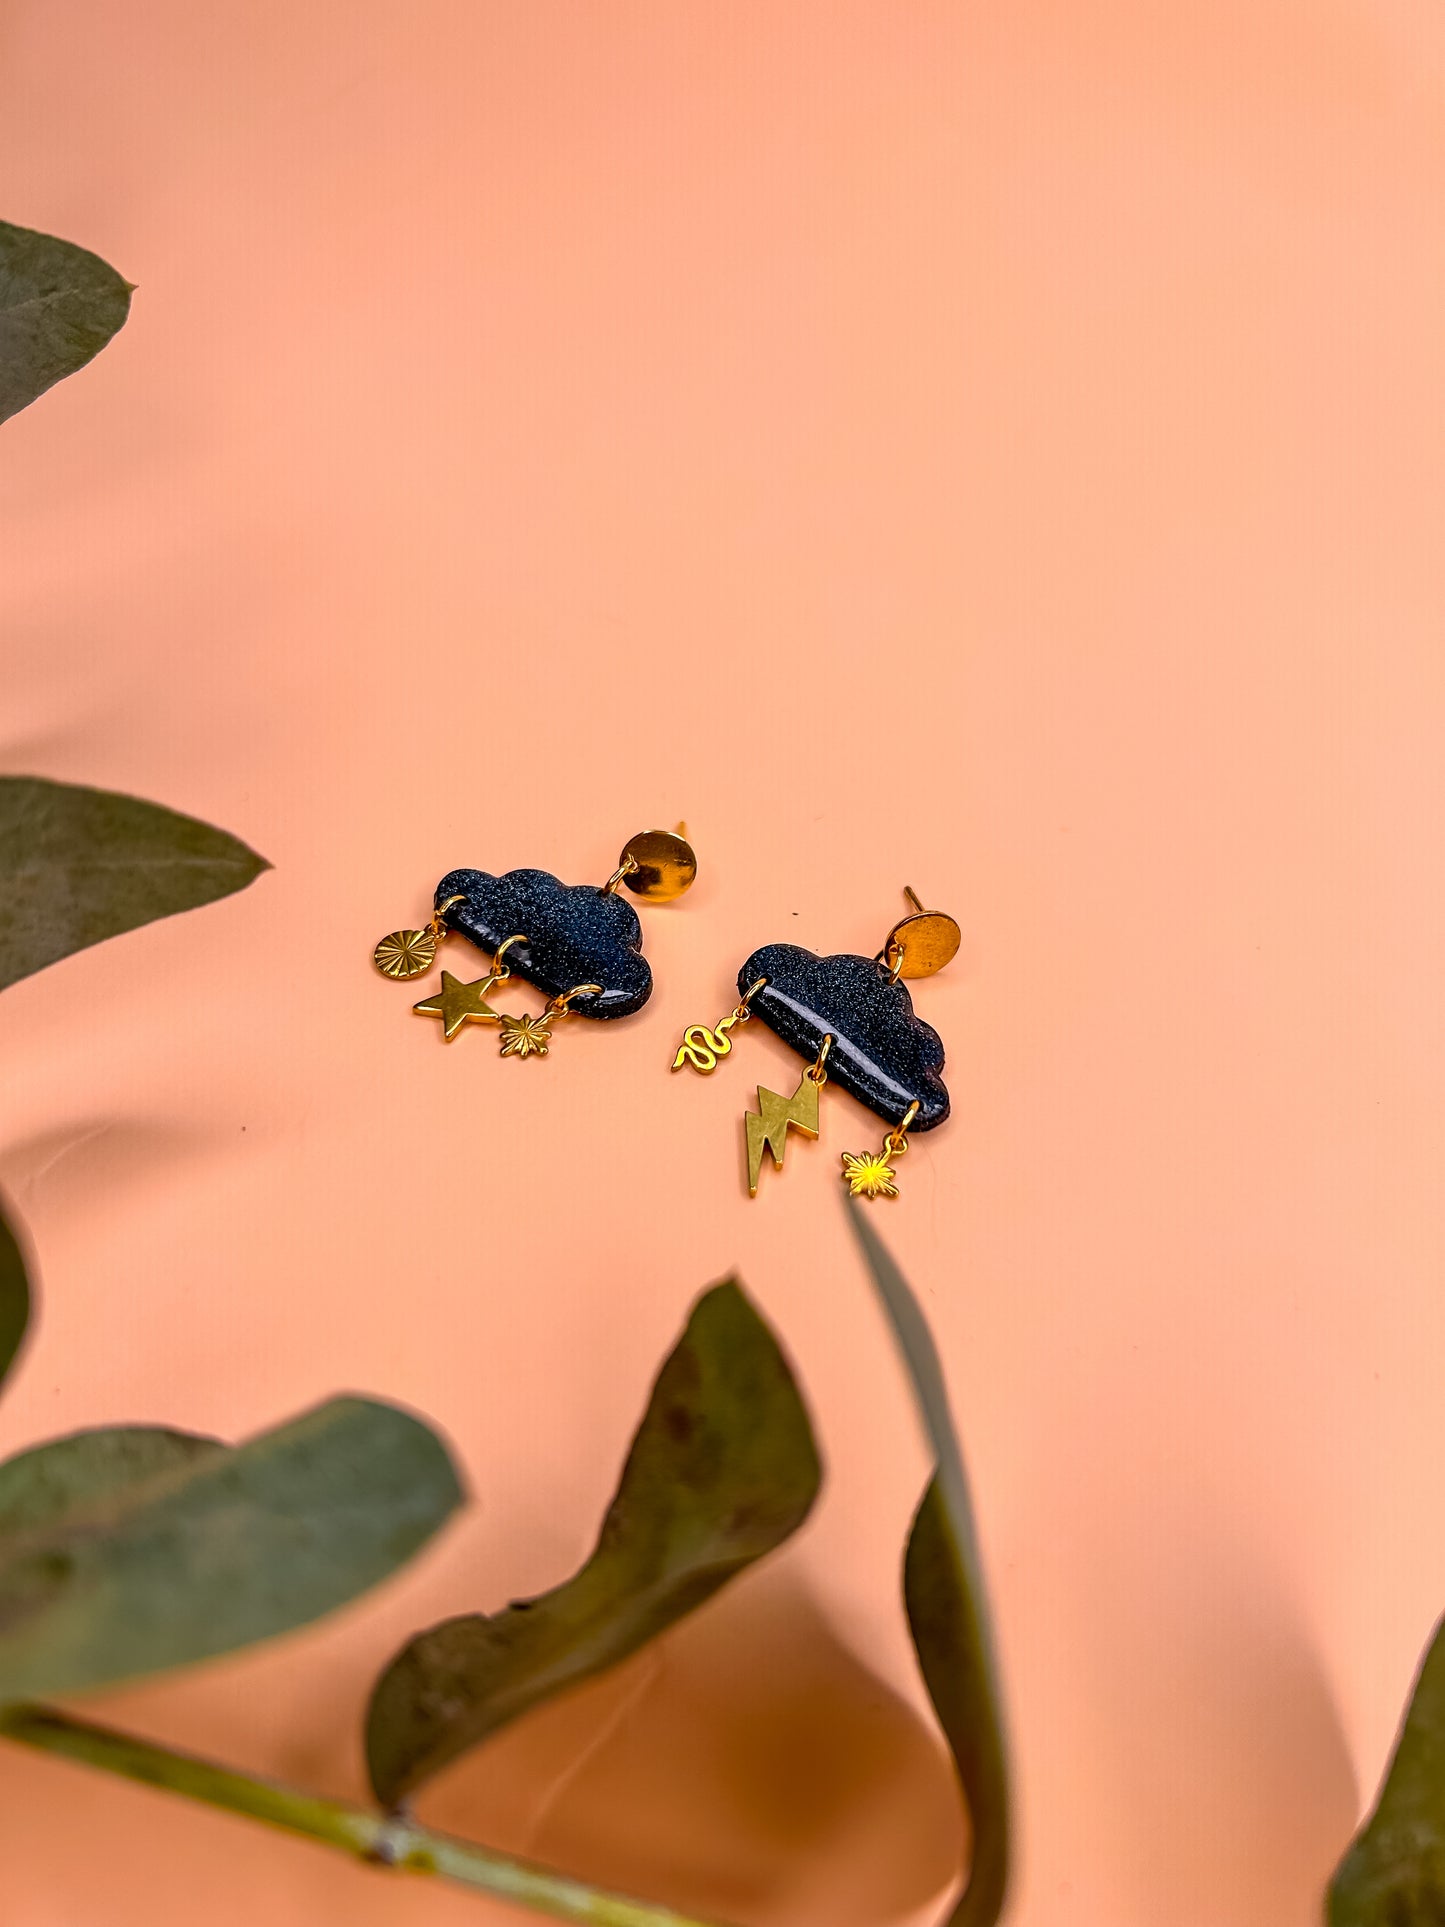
[373,833,958,1202]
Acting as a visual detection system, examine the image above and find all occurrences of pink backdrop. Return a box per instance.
[4,3,1445,1922]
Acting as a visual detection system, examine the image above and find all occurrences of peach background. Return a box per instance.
[3,2,1445,1922]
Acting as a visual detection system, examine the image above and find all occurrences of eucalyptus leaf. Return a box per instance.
[845,1204,1010,1927]
[366,1279,821,1808]
[0,1398,463,1703]
[0,220,131,424]
[1329,1614,1445,1925]
[0,1195,30,1398]
[0,1427,223,1537]
[0,777,269,992]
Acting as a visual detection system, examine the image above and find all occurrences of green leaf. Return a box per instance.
[0,1428,223,1537]
[0,777,269,992]
[0,1195,30,1399]
[845,1204,1010,1927]
[366,1279,821,1808]
[0,1398,464,1703]
[1329,1614,1445,1925]
[0,220,132,424]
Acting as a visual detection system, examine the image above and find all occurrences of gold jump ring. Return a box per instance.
[807,1033,834,1084]
[551,982,603,1015]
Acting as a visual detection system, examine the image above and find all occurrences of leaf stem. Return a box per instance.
[0,1702,731,1927]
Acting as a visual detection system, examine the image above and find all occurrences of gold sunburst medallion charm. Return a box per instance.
[499,1012,553,1059]
[841,1149,900,1200]
[374,928,438,980]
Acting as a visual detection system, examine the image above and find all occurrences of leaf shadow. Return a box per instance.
[413,1571,963,1927]
[1198,1608,1360,1927]
[1099,1550,1359,1927]
[0,1117,228,1222]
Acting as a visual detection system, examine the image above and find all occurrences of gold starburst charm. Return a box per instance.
[840,1102,919,1201]
[374,928,438,980]
[841,1149,900,1200]
[499,1012,553,1058]
[413,970,508,1041]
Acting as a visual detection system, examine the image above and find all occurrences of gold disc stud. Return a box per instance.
[616,827,697,902]
[882,888,961,981]
[374,928,438,980]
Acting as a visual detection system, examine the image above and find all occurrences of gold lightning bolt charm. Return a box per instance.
[745,1056,827,1196]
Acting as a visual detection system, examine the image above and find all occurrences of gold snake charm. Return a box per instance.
[671,1013,742,1074]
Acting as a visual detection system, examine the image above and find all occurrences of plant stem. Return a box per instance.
[0,1702,730,1927]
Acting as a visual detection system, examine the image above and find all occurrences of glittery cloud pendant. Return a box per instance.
[673,888,960,1201]
[373,828,696,1062]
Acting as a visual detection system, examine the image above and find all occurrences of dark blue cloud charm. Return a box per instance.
[436,868,651,1019]
[737,943,949,1130]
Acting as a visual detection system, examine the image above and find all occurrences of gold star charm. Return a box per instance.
[499,1012,553,1058]
[841,1149,900,1200]
[413,971,508,1041]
